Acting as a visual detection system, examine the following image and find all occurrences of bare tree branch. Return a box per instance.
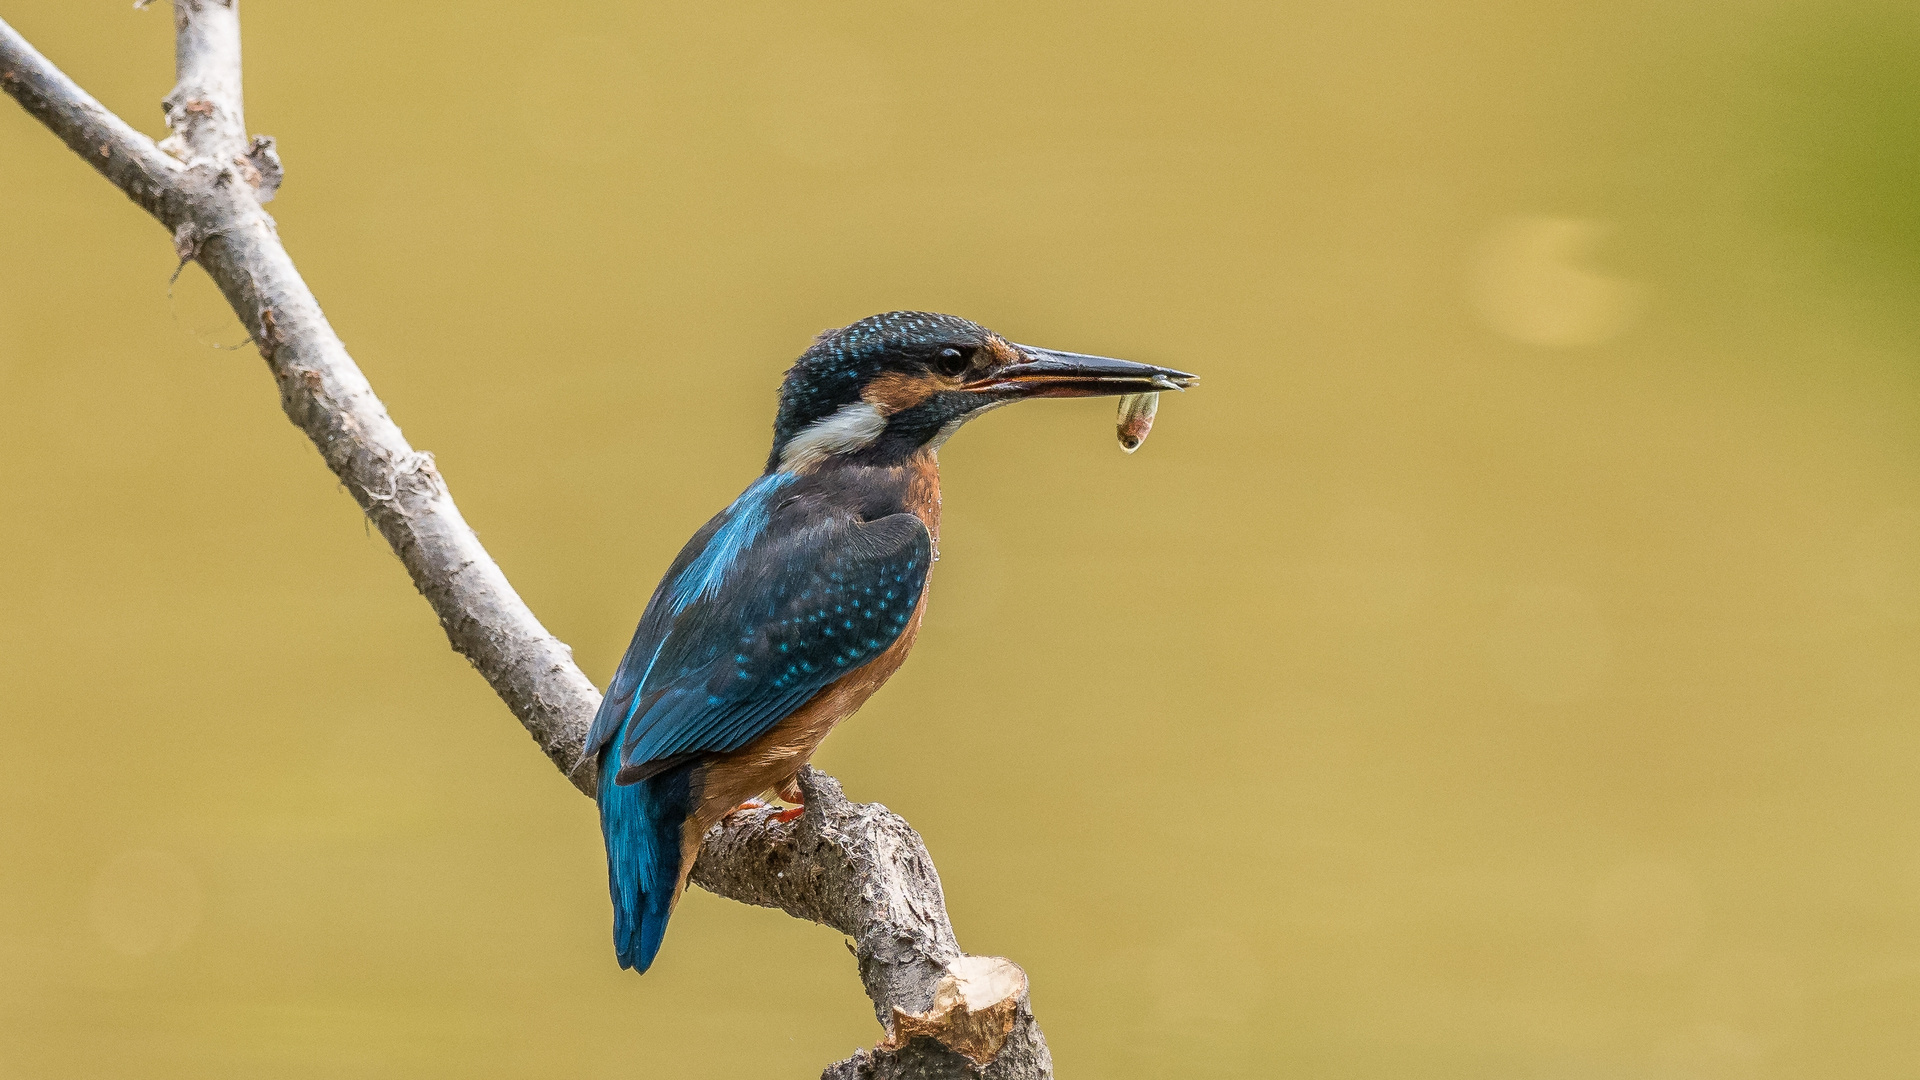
[0,17,182,218]
[1,8,1050,1077]
[157,0,245,162]
[697,769,1053,1079]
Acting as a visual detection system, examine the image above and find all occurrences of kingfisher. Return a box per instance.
[583,311,1197,973]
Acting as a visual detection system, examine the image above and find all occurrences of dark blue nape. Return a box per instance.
[598,753,694,972]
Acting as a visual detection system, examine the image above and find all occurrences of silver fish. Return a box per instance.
[1116,392,1158,453]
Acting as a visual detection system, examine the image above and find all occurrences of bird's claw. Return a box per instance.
[726,797,801,824]
[770,776,806,823]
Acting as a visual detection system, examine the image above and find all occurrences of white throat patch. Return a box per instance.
[778,401,889,472]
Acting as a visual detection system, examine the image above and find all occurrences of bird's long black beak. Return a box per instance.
[964,346,1199,398]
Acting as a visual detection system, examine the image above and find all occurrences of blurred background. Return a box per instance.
[2,1,1917,1076]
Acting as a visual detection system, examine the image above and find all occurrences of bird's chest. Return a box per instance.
[903,452,942,555]
[811,454,941,551]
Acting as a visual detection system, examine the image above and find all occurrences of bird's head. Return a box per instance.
[768,311,1197,472]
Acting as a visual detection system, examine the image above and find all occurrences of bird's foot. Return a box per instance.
[769,775,806,823]
[728,798,770,818]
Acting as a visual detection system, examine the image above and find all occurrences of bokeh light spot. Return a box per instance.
[1469,216,1643,349]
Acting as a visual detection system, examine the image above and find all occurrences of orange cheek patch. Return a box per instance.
[862,372,941,413]
[983,337,1023,368]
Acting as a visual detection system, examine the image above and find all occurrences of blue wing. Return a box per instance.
[584,473,931,785]
[582,472,796,764]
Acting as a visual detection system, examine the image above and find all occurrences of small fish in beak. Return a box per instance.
[1116,392,1159,453]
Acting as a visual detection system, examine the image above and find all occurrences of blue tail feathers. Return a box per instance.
[598,752,695,973]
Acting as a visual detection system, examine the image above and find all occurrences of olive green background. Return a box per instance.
[2,2,1918,1077]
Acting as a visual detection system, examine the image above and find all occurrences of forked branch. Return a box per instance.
[0,7,1048,1078]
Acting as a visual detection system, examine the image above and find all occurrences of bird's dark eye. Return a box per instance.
[934,347,971,377]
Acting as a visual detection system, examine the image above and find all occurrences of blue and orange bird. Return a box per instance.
[583,311,1197,973]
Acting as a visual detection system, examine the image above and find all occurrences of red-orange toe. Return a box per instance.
[771,805,805,824]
